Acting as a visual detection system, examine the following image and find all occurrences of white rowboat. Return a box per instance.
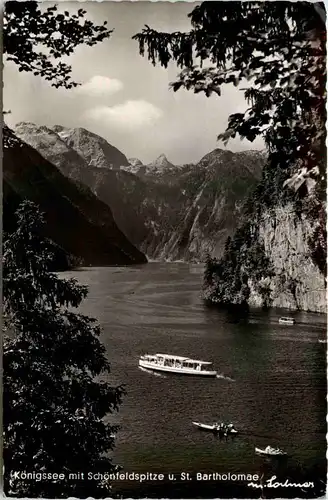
[255,446,287,457]
[192,422,238,434]
[279,317,295,325]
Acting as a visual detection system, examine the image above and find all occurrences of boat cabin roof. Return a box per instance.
[155,354,212,365]
[279,316,294,320]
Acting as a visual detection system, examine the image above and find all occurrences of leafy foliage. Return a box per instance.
[244,162,296,214]
[203,224,274,307]
[305,198,327,277]
[3,201,124,498]
[133,2,326,188]
[4,1,112,88]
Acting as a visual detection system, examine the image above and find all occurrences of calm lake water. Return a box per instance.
[61,262,327,498]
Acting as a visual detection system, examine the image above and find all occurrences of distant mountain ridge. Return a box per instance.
[15,122,129,170]
[122,154,180,177]
[54,125,129,169]
[14,122,266,262]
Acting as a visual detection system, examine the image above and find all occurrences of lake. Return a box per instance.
[61,262,327,498]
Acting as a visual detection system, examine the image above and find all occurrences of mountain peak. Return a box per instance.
[14,122,129,170]
[155,153,170,164]
[16,121,35,128]
[16,121,53,134]
[52,126,129,169]
[52,124,65,133]
[198,147,265,181]
[148,153,175,172]
[128,157,144,168]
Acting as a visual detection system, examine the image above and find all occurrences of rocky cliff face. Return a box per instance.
[14,122,265,263]
[203,159,326,314]
[146,149,264,261]
[248,205,326,312]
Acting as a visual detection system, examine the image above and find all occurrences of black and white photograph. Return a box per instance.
[3,1,327,498]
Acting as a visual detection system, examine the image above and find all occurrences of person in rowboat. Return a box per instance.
[219,423,226,438]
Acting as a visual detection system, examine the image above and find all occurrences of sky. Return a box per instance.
[4,1,264,165]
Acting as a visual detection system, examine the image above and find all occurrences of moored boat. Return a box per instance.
[279,317,295,325]
[255,445,287,457]
[139,353,217,377]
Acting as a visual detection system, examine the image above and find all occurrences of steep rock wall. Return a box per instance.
[248,205,326,312]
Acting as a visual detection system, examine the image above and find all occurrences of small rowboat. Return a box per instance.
[192,422,238,434]
[279,317,295,325]
[255,446,287,457]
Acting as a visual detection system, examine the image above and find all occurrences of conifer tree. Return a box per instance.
[3,201,124,498]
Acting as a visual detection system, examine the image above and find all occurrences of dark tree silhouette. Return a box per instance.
[133,2,326,192]
[4,1,112,88]
[3,201,124,497]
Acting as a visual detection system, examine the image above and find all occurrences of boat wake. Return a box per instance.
[216,373,235,382]
[138,366,167,378]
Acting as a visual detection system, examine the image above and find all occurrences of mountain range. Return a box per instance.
[14,122,266,262]
[7,122,324,312]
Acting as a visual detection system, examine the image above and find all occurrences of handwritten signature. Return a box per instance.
[248,475,314,489]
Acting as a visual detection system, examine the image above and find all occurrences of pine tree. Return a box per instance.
[3,201,124,498]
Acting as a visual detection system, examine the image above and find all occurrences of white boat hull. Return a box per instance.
[193,422,218,431]
[255,447,287,457]
[279,318,295,325]
[192,422,238,433]
[139,359,217,377]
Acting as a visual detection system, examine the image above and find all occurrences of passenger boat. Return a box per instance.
[278,317,295,325]
[192,421,238,434]
[139,354,217,377]
[255,446,287,457]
